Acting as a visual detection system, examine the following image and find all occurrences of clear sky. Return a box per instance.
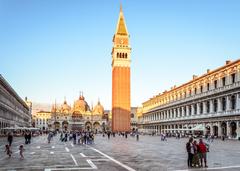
[1,0,240,109]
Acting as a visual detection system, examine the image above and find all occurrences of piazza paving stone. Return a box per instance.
[0,134,240,171]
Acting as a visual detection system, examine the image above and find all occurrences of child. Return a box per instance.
[5,144,12,158]
[19,144,24,159]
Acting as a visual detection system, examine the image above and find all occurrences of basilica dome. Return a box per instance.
[61,100,71,114]
[93,101,104,115]
[73,95,90,113]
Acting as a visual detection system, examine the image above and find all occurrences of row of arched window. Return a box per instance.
[144,95,237,121]
[117,52,128,59]
[0,122,10,129]
[147,73,237,108]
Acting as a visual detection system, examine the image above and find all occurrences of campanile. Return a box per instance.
[112,5,131,132]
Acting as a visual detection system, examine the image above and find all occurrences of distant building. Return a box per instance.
[49,94,108,132]
[130,107,138,130]
[0,74,31,129]
[33,111,51,130]
[138,60,240,139]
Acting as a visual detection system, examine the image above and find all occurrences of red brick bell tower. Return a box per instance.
[112,5,131,132]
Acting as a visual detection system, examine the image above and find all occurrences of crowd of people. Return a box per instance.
[58,131,95,145]
[3,128,213,170]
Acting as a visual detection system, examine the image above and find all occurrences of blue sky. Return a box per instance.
[1,0,240,109]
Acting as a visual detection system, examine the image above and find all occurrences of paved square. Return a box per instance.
[0,135,240,171]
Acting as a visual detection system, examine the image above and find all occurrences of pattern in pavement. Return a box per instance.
[0,135,133,171]
[1,135,240,171]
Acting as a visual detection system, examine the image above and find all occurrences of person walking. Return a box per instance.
[107,131,111,140]
[73,132,77,144]
[5,144,12,158]
[64,132,68,142]
[27,132,32,144]
[136,133,139,141]
[7,132,13,146]
[186,137,194,168]
[47,132,52,143]
[24,132,28,144]
[198,139,208,168]
[19,144,24,159]
[60,132,63,141]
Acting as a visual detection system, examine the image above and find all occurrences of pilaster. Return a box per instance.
[227,121,231,138]
[217,122,221,137]
[217,98,222,112]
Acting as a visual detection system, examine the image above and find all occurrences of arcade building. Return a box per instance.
[138,59,240,139]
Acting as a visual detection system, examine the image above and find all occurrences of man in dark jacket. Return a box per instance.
[7,132,13,146]
[186,137,194,168]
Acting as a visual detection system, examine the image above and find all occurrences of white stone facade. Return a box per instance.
[140,60,240,139]
[0,75,30,129]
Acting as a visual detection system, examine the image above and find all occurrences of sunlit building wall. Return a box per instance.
[139,60,240,139]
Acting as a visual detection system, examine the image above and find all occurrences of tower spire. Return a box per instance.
[64,96,66,104]
[120,3,122,12]
[115,4,128,36]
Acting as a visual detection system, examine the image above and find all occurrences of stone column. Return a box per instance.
[203,123,207,135]
[237,67,240,82]
[210,100,214,113]
[226,96,230,111]
[218,122,222,137]
[236,122,240,139]
[203,101,207,114]
[186,106,189,116]
[236,93,240,110]
[210,124,214,136]
[182,107,185,117]
[191,105,194,115]
[197,103,200,115]
[217,98,222,113]
[227,121,231,138]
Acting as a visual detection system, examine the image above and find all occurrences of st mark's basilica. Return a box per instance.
[33,93,109,132]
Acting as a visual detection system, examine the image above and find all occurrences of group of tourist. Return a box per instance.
[160,133,167,141]
[57,131,95,145]
[5,132,25,159]
[102,131,140,141]
[186,137,209,168]
[24,131,32,144]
